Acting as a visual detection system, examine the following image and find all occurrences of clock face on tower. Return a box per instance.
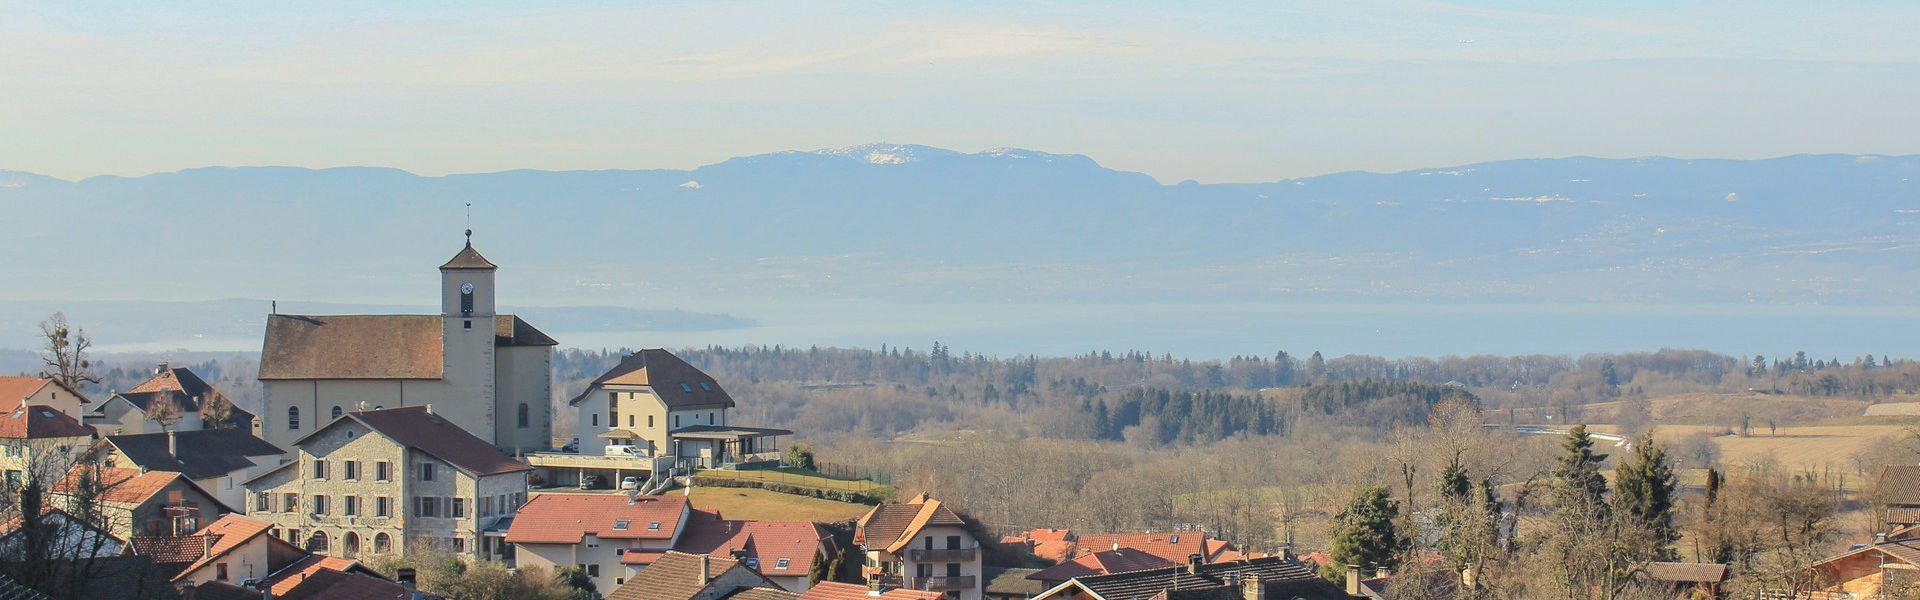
[460,282,475,314]
[461,282,475,294]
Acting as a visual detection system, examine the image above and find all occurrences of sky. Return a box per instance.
[4,1,1920,183]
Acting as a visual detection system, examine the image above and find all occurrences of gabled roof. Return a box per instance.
[129,365,215,398]
[607,551,777,600]
[300,406,529,476]
[277,568,416,600]
[1046,557,1344,600]
[440,242,497,270]
[674,510,831,578]
[170,515,278,582]
[986,568,1048,598]
[856,494,968,553]
[0,508,125,558]
[801,582,943,600]
[505,493,689,544]
[1072,533,1235,565]
[118,366,255,429]
[55,467,203,507]
[1812,539,1920,571]
[260,314,445,380]
[263,555,397,599]
[129,534,208,576]
[570,349,734,409]
[0,376,90,409]
[1643,562,1728,584]
[105,429,285,480]
[1028,548,1174,582]
[0,404,94,439]
[1882,466,1920,505]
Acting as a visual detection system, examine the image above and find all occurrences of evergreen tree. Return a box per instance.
[1552,425,1610,519]
[1613,433,1679,560]
[1323,486,1399,582]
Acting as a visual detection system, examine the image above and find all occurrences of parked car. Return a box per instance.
[579,474,606,489]
[620,476,640,490]
[560,438,579,453]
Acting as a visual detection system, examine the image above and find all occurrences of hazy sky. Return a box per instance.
[5,1,1919,183]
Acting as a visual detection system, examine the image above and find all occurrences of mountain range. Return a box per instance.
[2,144,1916,351]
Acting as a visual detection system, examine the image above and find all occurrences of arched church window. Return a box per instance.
[288,406,300,431]
[517,403,529,428]
[331,406,343,420]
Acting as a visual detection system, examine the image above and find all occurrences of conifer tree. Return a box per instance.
[1613,432,1679,560]
[1323,485,1399,582]
[1552,424,1610,519]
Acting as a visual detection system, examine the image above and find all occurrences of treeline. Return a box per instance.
[1085,388,1287,445]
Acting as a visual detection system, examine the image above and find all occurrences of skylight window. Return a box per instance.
[776,558,790,569]
[680,383,693,393]
[699,382,713,392]
[648,522,661,530]
[612,520,631,530]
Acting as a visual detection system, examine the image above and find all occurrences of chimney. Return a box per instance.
[156,362,169,376]
[1187,553,1202,575]
[867,577,883,596]
[168,430,179,457]
[1877,532,1889,544]
[202,534,214,559]
[424,404,433,415]
[1345,565,1361,596]
[699,554,710,583]
[1240,573,1263,600]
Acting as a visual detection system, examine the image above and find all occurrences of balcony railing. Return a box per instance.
[915,576,976,591]
[907,548,977,562]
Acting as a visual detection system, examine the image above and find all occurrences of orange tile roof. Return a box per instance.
[172,515,274,581]
[506,493,689,544]
[263,555,368,597]
[131,534,210,573]
[858,495,965,553]
[800,581,943,600]
[607,551,772,600]
[0,376,88,410]
[277,565,412,600]
[674,510,831,577]
[55,467,181,506]
[0,404,94,439]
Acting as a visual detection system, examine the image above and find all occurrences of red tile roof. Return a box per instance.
[0,376,88,409]
[675,510,831,578]
[263,555,375,597]
[440,242,497,270]
[800,581,943,600]
[607,551,775,600]
[56,467,183,506]
[621,549,669,565]
[856,494,966,553]
[0,404,94,439]
[259,315,445,380]
[172,515,274,581]
[506,493,689,544]
[338,406,531,476]
[1028,548,1175,582]
[130,534,209,574]
[1003,529,1240,566]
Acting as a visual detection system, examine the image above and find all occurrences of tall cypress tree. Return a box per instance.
[1614,432,1679,560]
[1323,486,1399,582]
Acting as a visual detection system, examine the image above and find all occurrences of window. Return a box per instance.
[700,382,713,392]
[517,403,529,428]
[419,463,435,481]
[377,496,391,517]
[313,459,328,480]
[344,461,358,481]
[451,498,466,518]
[674,415,680,427]
[616,578,624,586]
[591,414,598,426]
[416,496,438,517]
[287,406,300,431]
[284,493,299,513]
[916,563,931,578]
[946,535,961,550]
[344,532,360,557]
[312,495,328,515]
[344,496,359,516]
[647,415,654,428]
[306,531,328,553]
[376,461,391,481]
[374,533,391,554]
[330,405,342,420]
[647,521,660,531]
[463,319,472,330]
[256,493,271,512]
[680,383,693,393]
[612,520,630,531]
[924,536,933,550]
[217,563,228,581]
[946,563,961,577]
[481,497,492,516]
[777,558,790,569]
[628,415,634,428]
[585,534,598,549]
[586,564,599,577]
[608,392,618,428]
[287,529,299,543]
[451,537,464,553]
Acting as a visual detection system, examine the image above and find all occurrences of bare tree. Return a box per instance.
[37,314,99,391]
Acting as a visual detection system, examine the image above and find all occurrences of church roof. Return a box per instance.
[260,315,445,380]
[496,314,559,347]
[440,243,497,270]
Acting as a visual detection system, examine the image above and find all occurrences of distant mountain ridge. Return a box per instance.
[2,147,1917,312]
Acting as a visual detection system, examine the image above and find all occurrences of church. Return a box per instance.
[256,236,557,452]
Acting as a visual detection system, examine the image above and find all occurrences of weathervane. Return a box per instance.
[464,202,473,244]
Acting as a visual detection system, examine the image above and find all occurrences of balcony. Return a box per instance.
[906,548,977,562]
[915,576,976,591]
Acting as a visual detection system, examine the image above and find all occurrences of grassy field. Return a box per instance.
[686,487,872,523]
[1653,423,1909,477]
[695,467,896,496]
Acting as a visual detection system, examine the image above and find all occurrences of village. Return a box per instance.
[1,239,1915,600]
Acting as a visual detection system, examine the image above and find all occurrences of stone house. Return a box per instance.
[241,405,531,562]
[856,494,986,600]
[256,237,557,453]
